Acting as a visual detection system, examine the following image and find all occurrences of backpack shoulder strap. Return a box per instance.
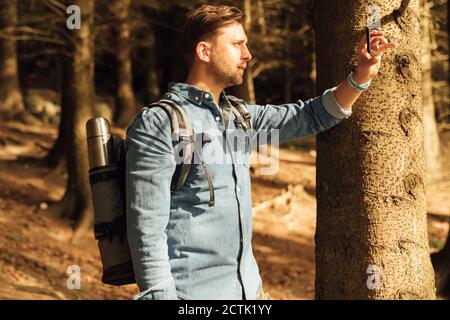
[226,95,252,132]
[147,99,215,207]
[148,99,194,192]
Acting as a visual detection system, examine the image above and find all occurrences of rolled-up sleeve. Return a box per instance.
[321,87,352,119]
[125,107,177,300]
[245,87,352,142]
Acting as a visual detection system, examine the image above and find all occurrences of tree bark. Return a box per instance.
[111,0,136,127]
[313,0,435,299]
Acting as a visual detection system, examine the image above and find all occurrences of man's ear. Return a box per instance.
[196,41,211,63]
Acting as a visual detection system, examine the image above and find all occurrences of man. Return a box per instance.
[125,5,395,300]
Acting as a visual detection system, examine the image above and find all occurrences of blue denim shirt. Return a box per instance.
[125,82,351,300]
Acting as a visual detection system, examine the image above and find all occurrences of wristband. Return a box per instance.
[347,70,371,91]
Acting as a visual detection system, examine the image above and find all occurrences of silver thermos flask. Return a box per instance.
[86,117,115,169]
[86,117,135,285]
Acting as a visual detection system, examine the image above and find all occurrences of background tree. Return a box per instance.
[421,0,441,178]
[234,0,256,104]
[14,0,76,168]
[109,0,136,127]
[429,0,450,300]
[39,0,95,240]
[0,0,29,122]
[313,0,436,299]
[64,0,95,238]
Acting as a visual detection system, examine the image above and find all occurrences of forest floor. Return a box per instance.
[0,119,448,300]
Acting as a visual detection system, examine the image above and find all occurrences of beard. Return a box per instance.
[210,54,243,88]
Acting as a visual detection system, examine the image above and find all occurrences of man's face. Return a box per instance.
[208,23,252,87]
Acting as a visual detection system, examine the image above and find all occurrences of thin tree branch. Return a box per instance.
[42,0,67,19]
[7,35,66,45]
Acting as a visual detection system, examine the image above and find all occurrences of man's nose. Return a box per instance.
[242,45,252,61]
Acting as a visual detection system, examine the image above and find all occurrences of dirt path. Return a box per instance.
[0,120,448,300]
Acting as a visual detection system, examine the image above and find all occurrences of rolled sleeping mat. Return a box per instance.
[86,117,135,285]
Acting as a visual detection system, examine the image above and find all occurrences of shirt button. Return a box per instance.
[205,93,210,99]
[195,96,199,101]
[215,116,221,122]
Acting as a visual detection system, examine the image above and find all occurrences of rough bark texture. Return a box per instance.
[0,0,25,119]
[420,0,440,178]
[111,0,136,128]
[313,0,435,299]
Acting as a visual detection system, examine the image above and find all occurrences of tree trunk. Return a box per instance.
[420,0,440,179]
[143,24,160,104]
[42,56,69,168]
[0,0,25,120]
[313,0,435,299]
[40,0,95,241]
[256,0,266,36]
[66,0,95,239]
[111,0,136,128]
[284,13,292,102]
[233,0,256,104]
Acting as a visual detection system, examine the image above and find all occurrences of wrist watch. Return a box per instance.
[347,69,371,91]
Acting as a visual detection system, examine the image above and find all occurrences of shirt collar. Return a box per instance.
[168,82,228,106]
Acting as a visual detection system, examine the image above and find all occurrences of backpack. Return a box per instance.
[86,95,252,286]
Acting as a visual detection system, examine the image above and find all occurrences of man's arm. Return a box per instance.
[245,87,351,142]
[125,107,177,300]
[245,29,396,141]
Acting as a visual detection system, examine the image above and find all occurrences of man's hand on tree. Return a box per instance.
[354,29,396,84]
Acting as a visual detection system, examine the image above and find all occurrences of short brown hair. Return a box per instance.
[180,5,245,68]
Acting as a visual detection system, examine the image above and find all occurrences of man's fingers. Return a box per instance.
[370,36,387,48]
[368,36,396,53]
[357,29,396,63]
[378,43,396,51]
[359,29,384,43]
[368,43,395,59]
[358,30,396,56]
[359,31,388,49]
